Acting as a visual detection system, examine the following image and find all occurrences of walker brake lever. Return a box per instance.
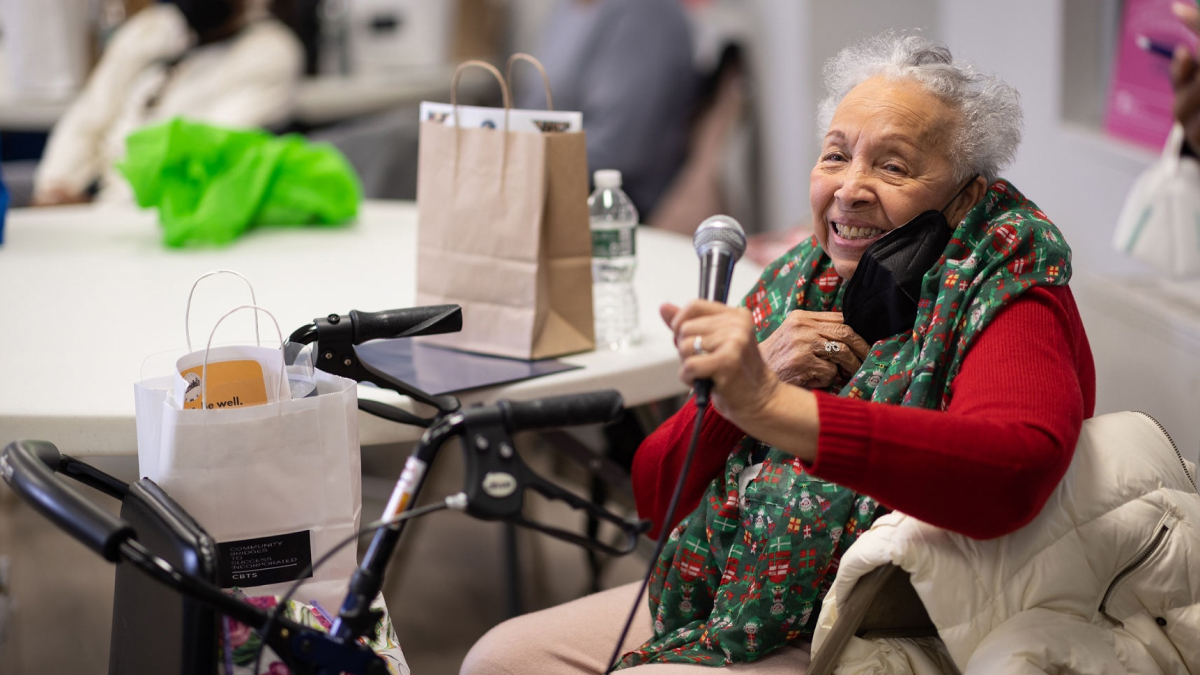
[458,409,649,555]
[289,307,463,427]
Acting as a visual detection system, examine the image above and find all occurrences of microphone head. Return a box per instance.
[694,215,747,261]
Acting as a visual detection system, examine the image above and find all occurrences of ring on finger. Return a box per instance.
[693,335,708,356]
[823,341,841,354]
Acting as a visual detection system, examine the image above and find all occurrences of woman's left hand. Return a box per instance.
[758,310,871,389]
[661,300,781,423]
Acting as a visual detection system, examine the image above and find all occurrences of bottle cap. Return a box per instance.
[593,169,622,189]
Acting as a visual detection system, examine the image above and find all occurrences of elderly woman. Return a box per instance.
[462,33,1094,674]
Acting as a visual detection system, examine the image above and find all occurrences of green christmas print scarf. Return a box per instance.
[614,180,1072,668]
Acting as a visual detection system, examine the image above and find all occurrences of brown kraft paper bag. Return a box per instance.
[416,57,594,359]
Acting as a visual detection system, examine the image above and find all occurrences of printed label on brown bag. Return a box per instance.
[217,530,313,588]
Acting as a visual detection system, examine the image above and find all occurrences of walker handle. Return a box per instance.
[1,440,135,562]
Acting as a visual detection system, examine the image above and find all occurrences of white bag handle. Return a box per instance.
[1163,123,1186,174]
[186,270,260,353]
[200,304,286,410]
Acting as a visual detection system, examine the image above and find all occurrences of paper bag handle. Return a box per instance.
[185,270,260,353]
[200,304,286,410]
[451,60,511,132]
[1165,122,1187,173]
[505,53,554,111]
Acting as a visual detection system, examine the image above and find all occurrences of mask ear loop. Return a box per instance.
[186,270,260,353]
[939,173,981,215]
[199,305,286,411]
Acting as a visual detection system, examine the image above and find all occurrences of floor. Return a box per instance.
[0,434,652,674]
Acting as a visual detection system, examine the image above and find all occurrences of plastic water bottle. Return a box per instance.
[590,169,640,349]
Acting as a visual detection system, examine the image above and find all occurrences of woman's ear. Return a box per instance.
[948,175,988,226]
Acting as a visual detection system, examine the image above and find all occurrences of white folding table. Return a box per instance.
[0,200,762,456]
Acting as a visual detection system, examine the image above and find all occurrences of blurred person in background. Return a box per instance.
[1172,1,1200,154]
[515,0,700,218]
[32,0,303,206]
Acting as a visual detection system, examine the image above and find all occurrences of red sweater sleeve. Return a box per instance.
[632,398,746,538]
[810,285,1095,539]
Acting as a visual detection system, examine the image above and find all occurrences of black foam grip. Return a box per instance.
[1,441,134,562]
[349,305,463,344]
[501,390,625,432]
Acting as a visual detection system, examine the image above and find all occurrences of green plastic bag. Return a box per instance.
[118,118,362,247]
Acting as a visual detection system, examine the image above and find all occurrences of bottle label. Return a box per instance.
[592,228,636,258]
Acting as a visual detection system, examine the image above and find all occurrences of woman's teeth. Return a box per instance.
[833,223,884,241]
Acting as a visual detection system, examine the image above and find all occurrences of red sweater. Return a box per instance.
[631,285,1096,540]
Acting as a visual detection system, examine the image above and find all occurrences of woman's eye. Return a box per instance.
[822,152,845,162]
[883,163,906,174]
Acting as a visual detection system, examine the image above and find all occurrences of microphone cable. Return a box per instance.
[250,494,466,675]
[603,395,709,673]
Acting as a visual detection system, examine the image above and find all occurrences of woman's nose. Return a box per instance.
[833,164,876,208]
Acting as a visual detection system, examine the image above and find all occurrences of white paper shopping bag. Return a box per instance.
[134,278,362,608]
[153,366,361,608]
[1114,123,1200,279]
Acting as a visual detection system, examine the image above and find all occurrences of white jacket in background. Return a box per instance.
[812,411,1200,674]
[33,4,302,203]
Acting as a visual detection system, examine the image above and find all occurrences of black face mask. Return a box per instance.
[842,176,977,346]
[173,0,236,39]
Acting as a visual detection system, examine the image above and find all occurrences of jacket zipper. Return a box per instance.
[1098,523,1170,628]
[1133,411,1196,491]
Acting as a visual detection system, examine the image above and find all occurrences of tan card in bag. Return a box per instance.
[180,360,269,410]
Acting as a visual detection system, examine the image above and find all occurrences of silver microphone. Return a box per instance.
[693,215,747,304]
[691,215,746,406]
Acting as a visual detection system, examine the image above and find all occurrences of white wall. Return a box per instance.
[939,1,1200,458]
[939,0,1153,275]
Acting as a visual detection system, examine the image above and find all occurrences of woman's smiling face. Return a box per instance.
[810,76,967,280]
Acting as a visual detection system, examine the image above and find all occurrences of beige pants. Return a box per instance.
[460,581,811,674]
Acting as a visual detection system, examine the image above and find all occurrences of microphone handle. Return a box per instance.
[695,247,737,408]
[698,248,736,304]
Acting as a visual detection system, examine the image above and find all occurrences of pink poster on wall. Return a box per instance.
[1106,0,1199,151]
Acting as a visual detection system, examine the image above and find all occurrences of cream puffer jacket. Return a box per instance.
[811,411,1200,674]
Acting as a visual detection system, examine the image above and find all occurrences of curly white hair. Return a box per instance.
[816,32,1023,184]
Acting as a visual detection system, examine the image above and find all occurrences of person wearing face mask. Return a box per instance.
[32,0,302,206]
[463,33,1095,673]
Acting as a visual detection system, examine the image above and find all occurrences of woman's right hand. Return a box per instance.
[758,311,870,389]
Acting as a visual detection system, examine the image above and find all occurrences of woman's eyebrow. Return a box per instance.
[877,132,921,150]
[823,130,923,152]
